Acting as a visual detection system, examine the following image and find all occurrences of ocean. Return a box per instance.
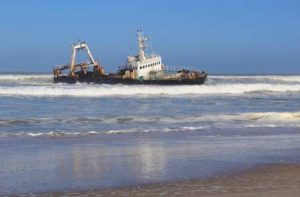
[0,74,300,195]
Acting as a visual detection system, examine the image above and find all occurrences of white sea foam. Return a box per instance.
[0,74,299,97]
[209,75,300,83]
[1,112,299,138]
[26,132,45,137]
[0,126,209,138]
[0,74,52,80]
[1,74,299,82]
[1,112,300,126]
[197,112,300,123]
[0,83,300,97]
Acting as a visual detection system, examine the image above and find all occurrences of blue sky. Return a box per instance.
[0,0,299,73]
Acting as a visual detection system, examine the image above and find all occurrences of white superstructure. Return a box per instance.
[126,30,163,80]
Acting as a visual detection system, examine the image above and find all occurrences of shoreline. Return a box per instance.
[2,130,300,196]
[28,163,300,196]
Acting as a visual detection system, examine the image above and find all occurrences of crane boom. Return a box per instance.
[70,42,98,75]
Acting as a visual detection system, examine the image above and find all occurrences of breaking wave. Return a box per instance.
[0,83,300,97]
[0,74,52,81]
[0,126,207,138]
[0,74,299,97]
[1,112,300,126]
[0,74,52,85]
[1,112,300,138]
[209,75,300,83]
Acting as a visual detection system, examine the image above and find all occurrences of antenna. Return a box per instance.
[149,36,153,55]
[137,29,146,60]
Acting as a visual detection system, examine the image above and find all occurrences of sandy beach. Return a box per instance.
[42,164,300,197]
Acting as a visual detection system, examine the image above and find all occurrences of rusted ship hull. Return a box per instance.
[54,71,207,85]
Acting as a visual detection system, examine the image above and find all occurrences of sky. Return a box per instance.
[0,0,299,74]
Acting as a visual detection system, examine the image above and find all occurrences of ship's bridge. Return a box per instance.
[126,30,164,80]
[127,55,162,80]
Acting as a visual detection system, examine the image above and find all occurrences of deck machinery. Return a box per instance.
[53,41,105,83]
[53,31,207,85]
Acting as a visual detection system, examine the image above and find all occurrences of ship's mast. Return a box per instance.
[137,30,149,61]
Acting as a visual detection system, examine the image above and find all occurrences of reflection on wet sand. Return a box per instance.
[2,132,300,195]
[62,140,168,183]
[136,142,167,180]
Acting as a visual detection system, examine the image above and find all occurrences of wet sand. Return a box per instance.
[45,164,300,197]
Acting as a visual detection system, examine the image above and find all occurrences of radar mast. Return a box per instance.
[137,30,149,61]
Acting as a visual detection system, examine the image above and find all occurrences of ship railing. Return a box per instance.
[164,66,203,73]
[149,66,204,80]
[145,53,159,58]
[54,64,70,70]
[54,62,97,72]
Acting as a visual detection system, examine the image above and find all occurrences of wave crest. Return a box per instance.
[0,83,299,97]
[1,112,299,138]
